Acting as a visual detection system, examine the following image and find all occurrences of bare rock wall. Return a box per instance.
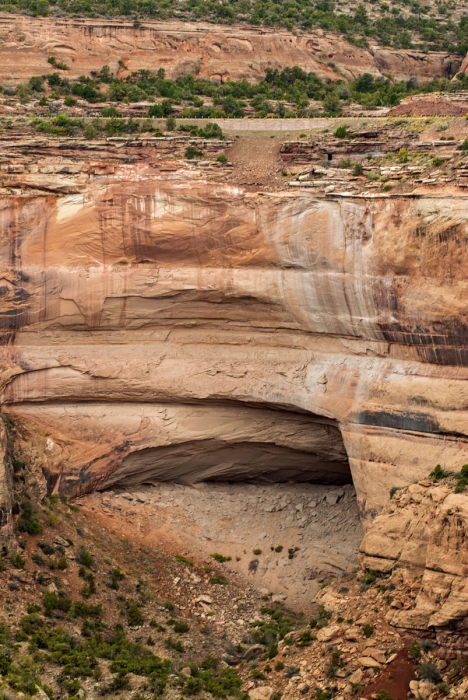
[0,15,460,86]
[0,164,467,522]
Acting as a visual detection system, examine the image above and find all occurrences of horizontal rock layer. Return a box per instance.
[0,155,467,521]
[0,15,461,85]
[360,480,468,637]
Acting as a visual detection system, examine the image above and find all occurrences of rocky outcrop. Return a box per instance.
[0,132,468,523]
[0,15,461,86]
[360,478,468,644]
[0,418,12,542]
[388,92,468,117]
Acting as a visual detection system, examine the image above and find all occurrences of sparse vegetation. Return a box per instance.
[417,661,442,683]
[211,553,232,563]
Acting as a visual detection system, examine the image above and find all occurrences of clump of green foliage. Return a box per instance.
[21,64,468,129]
[454,464,468,493]
[16,499,43,535]
[211,553,232,563]
[326,647,345,678]
[408,640,422,663]
[250,605,303,649]
[175,554,193,566]
[180,656,245,697]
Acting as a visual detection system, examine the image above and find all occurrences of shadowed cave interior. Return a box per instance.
[102,409,353,491]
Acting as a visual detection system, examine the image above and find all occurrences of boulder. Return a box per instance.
[249,687,274,700]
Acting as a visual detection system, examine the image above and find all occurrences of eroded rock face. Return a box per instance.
[0,151,468,521]
[0,15,460,86]
[360,480,468,641]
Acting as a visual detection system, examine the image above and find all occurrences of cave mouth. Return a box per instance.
[101,408,353,492]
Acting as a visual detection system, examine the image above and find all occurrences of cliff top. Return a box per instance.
[0,0,466,56]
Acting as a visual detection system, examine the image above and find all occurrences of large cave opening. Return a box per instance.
[89,406,360,607]
[101,406,353,491]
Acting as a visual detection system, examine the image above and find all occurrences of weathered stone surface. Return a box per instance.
[249,686,274,700]
[1,149,468,523]
[360,482,468,632]
[0,15,460,87]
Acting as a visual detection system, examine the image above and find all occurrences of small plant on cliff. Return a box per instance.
[430,464,449,482]
[184,145,204,160]
[461,138,468,153]
[454,464,468,493]
[363,624,374,638]
[216,154,227,164]
[127,601,144,626]
[326,648,345,678]
[17,500,43,535]
[375,691,395,700]
[417,662,441,684]
[211,553,231,563]
[166,116,176,131]
[334,125,348,138]
[359,570,378,590]
[408,640,422,662]
[389,486,400,498]
[398,147,409,163]
[175,554,193,566]
[352,162,364,176]
[10,552,25,569]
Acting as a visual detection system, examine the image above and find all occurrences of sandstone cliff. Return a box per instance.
[0,15,460,86]
[360,475,468,652]
[0,130,467,524]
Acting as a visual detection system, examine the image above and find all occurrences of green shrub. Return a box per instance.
[43,591,72,616]
[216,154,227,164]
[17,500,42,535]
[352,162,364,176]
[211,553,231,563]
[334,126,347,138]
[197,121,223,139]
[363,624,374,638]
[209,575,227,585]
[436,682,450,696]
[166,115,176,131]
[417,662,441,683]
[431,464,449,481]
[185,145,203,160]
[73,601,102,618]
[375,691,395,700]
[175,554,193,566]
[77,546,94,568]
[173,621,189,634]
[166,636,184,653]
[127,602,144,626]
[408,641,422,662]
[101,105,121,117]
[110,567,125,590]
[10,552,25,569]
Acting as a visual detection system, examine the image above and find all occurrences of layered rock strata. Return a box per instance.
[0,15,461,86]
[360,479,468,649]
[0,132,467,523]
